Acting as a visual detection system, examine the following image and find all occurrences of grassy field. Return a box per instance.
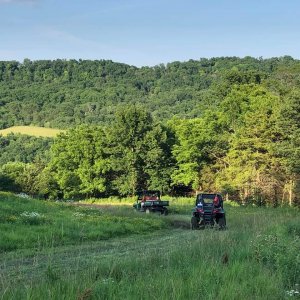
[0,192,299,299]
[0,193,168,252]
[0,126,65,137]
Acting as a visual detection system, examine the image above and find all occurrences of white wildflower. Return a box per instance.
[102,278,114,284]
[73,212,85,218]
[16,193,30,198]
[20,211,44,218]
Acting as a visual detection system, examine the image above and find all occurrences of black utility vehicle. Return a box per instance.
[133,190,169,215]
[191,193,226,229]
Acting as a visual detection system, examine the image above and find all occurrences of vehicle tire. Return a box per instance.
[198,219,205,230]
[218,215,226,229]
[163,208,168,216]
[191,216,199,230]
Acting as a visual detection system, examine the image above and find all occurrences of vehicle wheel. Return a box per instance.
[163,208,168,216]
[191,216,199,230]
[198,219,205,230]
[218,215,226,229]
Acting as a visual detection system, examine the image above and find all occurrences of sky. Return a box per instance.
[0,0,300,67]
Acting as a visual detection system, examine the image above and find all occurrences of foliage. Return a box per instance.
[0,57,300,205]
[0,133,51,165]
[215,85,285,204]
[108,105,174,195]
[46,106,175,198]
[49,125,111,198]
[0,57,297,129]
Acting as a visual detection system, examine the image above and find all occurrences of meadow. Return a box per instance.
[0,192,299,299]
[0,126,65,138]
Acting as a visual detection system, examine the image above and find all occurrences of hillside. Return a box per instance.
[1,56,300,129]
[0,57,299,205]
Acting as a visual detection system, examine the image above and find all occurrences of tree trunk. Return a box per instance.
[289,179,294,206]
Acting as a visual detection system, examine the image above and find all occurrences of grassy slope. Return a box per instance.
[0,193,299,299]
[0,192,168,252]
[0,126,65,137]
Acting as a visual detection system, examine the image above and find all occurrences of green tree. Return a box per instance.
[216,85,284,205]
[49,126,111,198]
[142,124,175,193]
[0,162,26,192]
[108,105,171,195]
[277,89,300,205]
[170,111,227,191]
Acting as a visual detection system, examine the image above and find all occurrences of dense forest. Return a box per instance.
[0,56,299,205]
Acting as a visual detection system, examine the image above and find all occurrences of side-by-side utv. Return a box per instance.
[191,193,226,230]
[133,190,169,215]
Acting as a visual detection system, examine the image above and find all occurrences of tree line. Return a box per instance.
[0,99,299,206]
[0,56,299,205]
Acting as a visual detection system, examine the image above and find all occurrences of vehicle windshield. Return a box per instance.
[196,194,222,205]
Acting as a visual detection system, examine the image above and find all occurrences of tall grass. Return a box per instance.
[0,192,168,253]
[0,193,299,299]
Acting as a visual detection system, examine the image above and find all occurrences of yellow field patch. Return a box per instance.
[0,126,65,138]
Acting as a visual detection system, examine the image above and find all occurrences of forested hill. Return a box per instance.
[1,56,300,129]
[1,56,300,205]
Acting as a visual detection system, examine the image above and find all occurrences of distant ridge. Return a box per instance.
[0,126,65,138]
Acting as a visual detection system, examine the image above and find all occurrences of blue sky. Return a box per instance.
[0,0,299,66]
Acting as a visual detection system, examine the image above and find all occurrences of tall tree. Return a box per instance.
[108,105,171,195]
[277,89,300,205]
[170,111,227,191]
[216,85,284,204]
[49,126,111,198]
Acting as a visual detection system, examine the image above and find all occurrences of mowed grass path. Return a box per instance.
[0,126,65,137]
[0,193,299,299]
